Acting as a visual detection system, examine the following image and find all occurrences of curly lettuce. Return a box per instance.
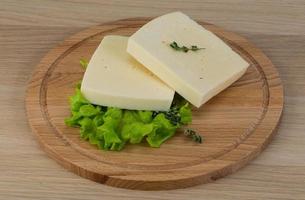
[65,84,193,151]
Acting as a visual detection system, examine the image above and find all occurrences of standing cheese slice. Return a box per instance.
[127,12,249,107]
[81,36,174,111]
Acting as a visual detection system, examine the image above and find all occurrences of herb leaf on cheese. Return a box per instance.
[64,59,196,151]
[169,41,204,52]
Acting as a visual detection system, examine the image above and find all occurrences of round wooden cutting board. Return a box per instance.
[25,18,283,190]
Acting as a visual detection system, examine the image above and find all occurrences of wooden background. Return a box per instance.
[0,0,304,199]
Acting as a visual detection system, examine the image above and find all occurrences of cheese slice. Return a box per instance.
[127,12,249,107]
[81,35,174,111]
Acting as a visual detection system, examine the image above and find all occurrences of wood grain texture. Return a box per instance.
[25,18,283,190]
[1,0,305,198]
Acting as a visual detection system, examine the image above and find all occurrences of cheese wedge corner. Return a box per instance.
[81,35,175,111]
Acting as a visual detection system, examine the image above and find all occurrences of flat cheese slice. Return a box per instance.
[127,12,249,107]
[81,35,174,111]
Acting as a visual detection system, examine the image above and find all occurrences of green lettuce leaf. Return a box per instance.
[120,110,155,144]
[137,111,153,123]
[79,104,100,117]
[93,113,105,127]
[64,111,82,127]
[179,103,192,124]
[95,107,123,150]
[146,113,178,147]
[102,107,123,128]
[79,117,95,140]
[80,58,88,69]
[121,122,154,144]
[69,88,89,112]
[65,72,194,151]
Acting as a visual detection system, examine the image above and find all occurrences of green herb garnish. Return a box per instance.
[80,58,89,69]
[170,41,204,52]
[64,60,195,151]
[184,128,203,143]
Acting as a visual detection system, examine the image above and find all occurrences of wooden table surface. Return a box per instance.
[1,0,305,199]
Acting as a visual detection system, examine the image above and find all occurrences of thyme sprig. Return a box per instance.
[184,128,203,143]
[170,41,205,53]
[152,106,181,126]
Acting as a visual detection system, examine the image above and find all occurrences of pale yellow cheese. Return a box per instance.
[81,35,174,111]
[127,12,249,107]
